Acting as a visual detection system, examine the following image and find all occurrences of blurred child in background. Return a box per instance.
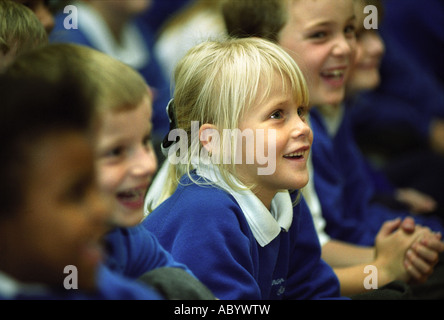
[0,73,162,300]
[0,0,47,72]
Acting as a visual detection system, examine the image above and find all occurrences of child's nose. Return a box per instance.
[291,118,311,139]
[130,147,158,177]
[368,34,385,57]
[332,35,353,57]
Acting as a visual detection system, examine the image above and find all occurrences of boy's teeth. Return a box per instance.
[118,190,141,199]
[321,70,344,78]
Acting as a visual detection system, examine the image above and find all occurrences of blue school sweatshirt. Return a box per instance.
[105,225,194,278]
[142,172,343,300]
[310,107,444,246]
[0,265,163,300]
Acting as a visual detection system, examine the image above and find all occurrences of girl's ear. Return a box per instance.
[199,123,218,153]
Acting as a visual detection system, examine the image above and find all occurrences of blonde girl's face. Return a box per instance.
[235,73,313,209]
[347,0,385,95]
[95,97,157,227]
[278,0,356,106]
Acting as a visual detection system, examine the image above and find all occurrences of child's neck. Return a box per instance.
[252,186,276,211]
[316,103,342,119]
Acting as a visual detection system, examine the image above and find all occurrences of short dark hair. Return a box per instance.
[0,73,92,218]
[221,0,287,43]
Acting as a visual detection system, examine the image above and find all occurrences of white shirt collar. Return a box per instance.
[196,164,293,247]
[75,2,149,69]
[0,271,49,299]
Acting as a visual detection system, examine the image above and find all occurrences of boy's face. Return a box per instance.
[0,131,110,291]
[95,97,157,227]
[278,0,356,106]
[347,0,385,95]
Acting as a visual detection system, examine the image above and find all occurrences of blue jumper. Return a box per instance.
[104,225,193,278]
[142,172,343,300]
[310,107,444,247]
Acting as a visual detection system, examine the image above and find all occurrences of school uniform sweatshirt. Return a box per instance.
[0,265,162,300]
[142,170,344,300]
[105,225,194,279]
[310,106,444,246]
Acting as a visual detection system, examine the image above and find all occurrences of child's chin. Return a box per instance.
[114,207,145,227]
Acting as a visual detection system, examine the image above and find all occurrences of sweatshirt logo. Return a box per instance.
[271,278,285,296]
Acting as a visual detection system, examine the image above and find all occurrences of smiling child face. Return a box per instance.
[278,0,356,107]
[94,97,157,227]
[235,72,313,209]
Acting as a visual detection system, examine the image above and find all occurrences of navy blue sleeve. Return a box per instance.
[143,186,263,300]
[127,225,194,276]
[285,198,345,300]
[96,265,163,300]
[105,225,193,279]
[310,109,381,246]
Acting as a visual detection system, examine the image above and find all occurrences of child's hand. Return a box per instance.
[374,219,441,284]
[395,188,437,214]
[404,230,444,284]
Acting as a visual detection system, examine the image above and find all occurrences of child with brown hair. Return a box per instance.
[0,72,163,300]
[0,0,47,72]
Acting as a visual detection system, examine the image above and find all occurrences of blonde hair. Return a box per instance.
[0,0,47,56]
[153,37,308,209]
[6,43,149,115]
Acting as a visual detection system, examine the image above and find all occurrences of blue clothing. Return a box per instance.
[350,39,444,141]
[141,0,192,33]
[310,107,444,246]
[0,265,163,300]
[142,172,343,300]
[381,0,444,83]
[104,225,194,278]
[350,2,444,142]
[50,6,171,140]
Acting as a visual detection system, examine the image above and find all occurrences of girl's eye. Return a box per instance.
[105,146,124,158]
[345,24,356,37]
[309,31,327,39]
[270,110,283,119]
[297,106,307,118]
